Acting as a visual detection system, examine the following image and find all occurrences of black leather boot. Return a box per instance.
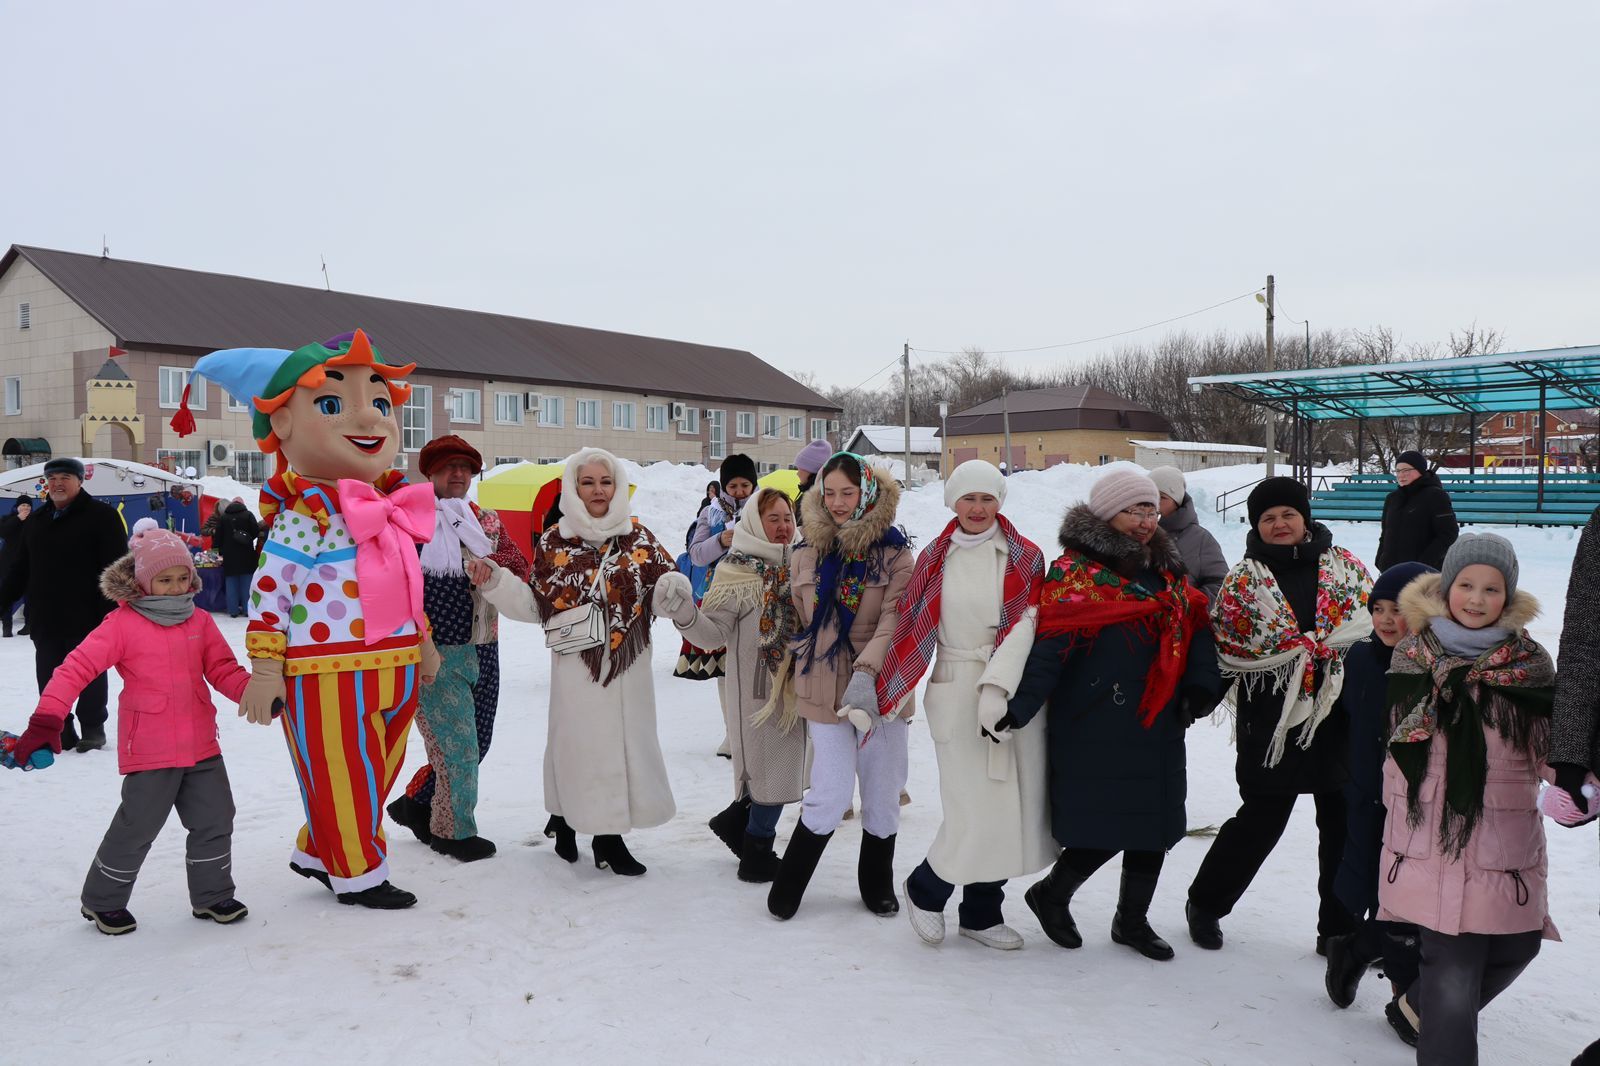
[1110,867,1175,961]
[1024,856,1092,949]
[543,815,578,863]
[386,795,433,845]
[1186,901,1224,950]
[428,835,497,862]
[708,796,751,859]
[337,881,418,909]
[593,835,646,876]
[737,832,781,884]
[1324,930,1380,1008]
[767,821,833,920]
[858,832,899,916]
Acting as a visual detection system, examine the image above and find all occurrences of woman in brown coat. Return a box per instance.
[767,453,914,921]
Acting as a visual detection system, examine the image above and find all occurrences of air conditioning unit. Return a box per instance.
[669,402,686,421]
[206,440,235,467]
[524,391,542,412]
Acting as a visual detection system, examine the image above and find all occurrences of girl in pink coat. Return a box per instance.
[11,523,257,935]
[1378,534,1557,1064]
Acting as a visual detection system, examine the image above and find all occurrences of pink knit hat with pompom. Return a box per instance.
[130,527,196,593]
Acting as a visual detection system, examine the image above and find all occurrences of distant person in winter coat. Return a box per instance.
[8,525,261,935]
[792,438,832,529]
[664,488,809,883]
[1187,477,1373,954]
[1006,466,1222,961]
[1378,535,1557,1066]
[1150,466,1228,602]
[766,452,914,921]
[1323,561,1433,1016]
[878,460,1053,951]
[1374,450,1459,571]
[0,496,32,637]
[0,458,131,753]
[471,448,679,877]
[217,500,261,617]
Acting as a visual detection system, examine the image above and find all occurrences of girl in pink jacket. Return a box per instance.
[11,524,256,935]
[1378,534,1557,1065]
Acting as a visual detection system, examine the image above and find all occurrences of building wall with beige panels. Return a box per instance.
[943,427,1169,471]
[0,261,115,460]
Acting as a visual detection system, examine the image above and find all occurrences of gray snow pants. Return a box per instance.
[81,755,236,911]
[1412,927,1542,1066]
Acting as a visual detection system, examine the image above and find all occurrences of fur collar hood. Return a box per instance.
[1399,571,1540,637]
[99,553,204,603]
[800,468,902,556]
[1058,502,1184,578]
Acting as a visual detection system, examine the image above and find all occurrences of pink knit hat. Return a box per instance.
[1087,466,1159,522]
[130,527,197,593]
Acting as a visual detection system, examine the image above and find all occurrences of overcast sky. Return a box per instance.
[6,2,1596,388]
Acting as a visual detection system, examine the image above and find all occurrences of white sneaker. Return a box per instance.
[904,878,945,945]
[960,923,1023,951]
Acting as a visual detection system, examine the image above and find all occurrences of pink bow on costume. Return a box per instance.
[339,479,435,645]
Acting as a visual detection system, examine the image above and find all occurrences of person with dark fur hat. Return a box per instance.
[1374,450,1458,571]
[1004,466,1222,960]
[1186,476,1374,955]
[0,458,129,752]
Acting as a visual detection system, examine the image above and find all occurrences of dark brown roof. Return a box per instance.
[2,245,838,412]
[943,384,1171,436]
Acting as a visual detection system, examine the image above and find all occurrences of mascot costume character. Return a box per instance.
[172,329,441,909]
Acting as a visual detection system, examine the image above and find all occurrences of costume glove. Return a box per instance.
[977,685,1012,743]
[240,658,285,726]
[10,712,63,763]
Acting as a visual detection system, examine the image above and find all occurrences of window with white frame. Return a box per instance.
[17,302,29,330]
[403,384,432,452]
[495,392,523,425]
[1503,414,1515,429]
[646,404,670,432]
[736,411,755,438]
[3,377,19,416]
[539,396,563,426]
[232,451,268,485]
[613,401,636,430]
[446,387,481,424]
[228,392,248,412]
[763,414,780,438]
[708,409,726,460]
[810,418,827,440]
[493,455,526,466]
[159,367,206,410]
[576,399,600,428]
[680,406,700,434]
[788,417,802,439]
[156,448,204,476]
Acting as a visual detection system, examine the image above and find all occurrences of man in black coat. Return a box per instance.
[1373,450,1458,570]
[0,458,129,751]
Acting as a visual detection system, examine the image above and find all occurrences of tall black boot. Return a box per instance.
[708,796,751,859]
[543,815,578,863]
[593,835,646,876]
[767,821,833,921]
[1024,856,1092,949]
[1110,867,1175,961]
[858,832,899,916]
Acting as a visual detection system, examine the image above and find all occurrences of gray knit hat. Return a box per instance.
[1149,465,1186,504]
[1440,532,1518,601]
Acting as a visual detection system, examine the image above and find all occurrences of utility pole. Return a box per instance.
[902,342,912,486]
[1264,274,1276,476]
[1001,386,1013,474]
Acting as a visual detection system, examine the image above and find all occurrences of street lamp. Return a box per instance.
[938,400,950,481]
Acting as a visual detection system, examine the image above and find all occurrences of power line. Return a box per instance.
[832,352,905,402]
[909,287,1265,357]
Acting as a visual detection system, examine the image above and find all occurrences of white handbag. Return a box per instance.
[544,542,613,655]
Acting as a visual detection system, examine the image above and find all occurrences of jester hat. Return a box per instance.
[169,329,414,449]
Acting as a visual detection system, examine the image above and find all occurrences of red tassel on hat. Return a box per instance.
[169,382,197,437]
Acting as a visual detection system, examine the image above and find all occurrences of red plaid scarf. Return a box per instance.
[875,515,1043,714]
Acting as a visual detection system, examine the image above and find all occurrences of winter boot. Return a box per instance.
[1110,868,1175,961]
[737,833,781,884]
[2,619,11,637]
[290,860,331,890]
[192,899,249,924]
[1573,1037,1600,1066]
[1024,857,1092,949]
[386,795,433,845]
[337,881,418,909]
[80,905,136,935]
[767,821,833,921]
[543,815,578,863]
[857,832,899,916]
[74,727,106,753]
[1185,901,1224,950]
[428,835,497,863]
[60,720,80,752]
[708,796,751,859]
[1324,932,1379,1009]
[593,835,646,876]
[1385,993,1419,1047]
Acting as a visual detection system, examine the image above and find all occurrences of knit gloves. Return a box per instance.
[977,685,1014,743]
[239,658,285,726]
[1179,685,1221,728]
[1542,764,1600,827]
[653,571,698,625]
[838,670,881,734]
[10,712,63,764]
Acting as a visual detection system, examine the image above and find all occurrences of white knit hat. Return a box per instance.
[1087,465,1159,522]
[944,459,1007,510]
[1149,465,1186,504]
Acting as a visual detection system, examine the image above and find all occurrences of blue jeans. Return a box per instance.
[224,574,251,616]
[747,801,783,839]
[906,858,1006,930]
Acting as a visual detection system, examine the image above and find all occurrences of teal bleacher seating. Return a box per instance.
[1306,471,1600,527]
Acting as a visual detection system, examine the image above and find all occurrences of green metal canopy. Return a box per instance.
[1188,343,1600,420]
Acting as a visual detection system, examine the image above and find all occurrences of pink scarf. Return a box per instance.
[339,479,435,645]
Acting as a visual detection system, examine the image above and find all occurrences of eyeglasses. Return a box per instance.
[1119,508,1160,522]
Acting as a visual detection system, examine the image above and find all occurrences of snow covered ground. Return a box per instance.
[6,460,1596,1065]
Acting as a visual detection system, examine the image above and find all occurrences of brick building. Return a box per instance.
[1471,408,1600,466]
[940,385,1171,472]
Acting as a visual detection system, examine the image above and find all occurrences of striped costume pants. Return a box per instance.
[280,664,419,894]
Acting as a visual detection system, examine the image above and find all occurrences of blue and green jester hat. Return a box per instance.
[169,329,414,477]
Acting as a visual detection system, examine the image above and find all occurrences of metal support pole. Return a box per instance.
[1356,418,1365,475]
[1264,275,1275,476]
[902,342,912,485]
[1468,416,1477,475]
[1538,383,1548,510]
[1001,386,1013,473]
